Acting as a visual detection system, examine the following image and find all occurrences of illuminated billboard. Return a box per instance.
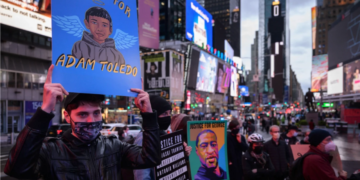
[195,51,218,93]
[215,62,231,94]
[230,66,239,97]
[0,0,51,37]
[138,0,159,49]
[311,54,328,92]
[239,85,249,96]
[327,67,343,95]
[311,7,316,50]
[224,40,234,60]
[186,0,213,47]
[344,60,360,93]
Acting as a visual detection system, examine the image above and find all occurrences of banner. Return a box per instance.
[311,54,328,92]
[290,145,310,160]
[138,0,159,49]
[215,62,231,94]
[230,67,239,97]
[155,130,190,180]
[344,60,360,93]
[143,51,170,99]
[170,52,185,101]
[52,0,141,96]
[187,121,229,180]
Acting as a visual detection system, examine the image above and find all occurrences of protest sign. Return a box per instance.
[290,145,310,160]
[52,0,141,96]
[187,121,229,180]
[155,130,189,180]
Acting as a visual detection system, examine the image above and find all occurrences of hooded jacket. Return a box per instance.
[242,150,275,180]
[4,108,161,180]
[72,31,125,66]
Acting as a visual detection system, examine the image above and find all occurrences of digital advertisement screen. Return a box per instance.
[239,85,249,96]
[328,5,360,68]
[344,60,360,93]
[230,66,239,97]
[215,62,231,94]
[186,0,213,47]
[0,0,51,37]
[196,51,218,93]
[327,67,343,95]
[224,40,234,60]
[138,0,159,49]
[311,54,328,92]
[311,7,316,50]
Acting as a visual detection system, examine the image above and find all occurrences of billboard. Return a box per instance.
[311,54,328,92]
[230,66,239,97]
[344,60,360,93]
[215,62,231,94]
[186,0,213,47]
[138,0,159,49]
[327,67,343,95]
[52,0,141,97]
[170,52,185,101]
[311,7,316,50]
[328,5,360,68]
[0,0,51,37]
[239,85,249,96]
[143,51,170,99]
[196,51,218,93]
[224,40,234,61]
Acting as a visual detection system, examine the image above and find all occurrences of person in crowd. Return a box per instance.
[300,130,311,144]
[242,133,274,180]
[303,129,348,180]
[264,125,291,180]
[261,118,266,131]
[124,125,129,137]
[4,65,161,179]
[118,127,125,141]
[280,125,299,146]
[243,120,248,135]
[309,119,315,130]
[133,95,173,180]
[248,120,255,135]
[227,119,248,180]
[265,118,270,134]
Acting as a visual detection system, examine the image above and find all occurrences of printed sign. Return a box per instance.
[138,0,159,49]
[170,52,185,101]
[187,121,229,180]
[290,145,310,160]
[155,130,190,180]
[52,0,141,96]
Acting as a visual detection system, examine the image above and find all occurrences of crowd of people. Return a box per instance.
[3,65,360,180]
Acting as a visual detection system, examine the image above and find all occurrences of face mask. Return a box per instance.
[304,136,309,142]
[72,120,102,142]
[158,116,171,130]
[231,128,240,135]
[253,146,263,154]
[324,141,336,153]
[293,132,298,137]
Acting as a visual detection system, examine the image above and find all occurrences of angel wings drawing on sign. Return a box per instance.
[53,7,138,65]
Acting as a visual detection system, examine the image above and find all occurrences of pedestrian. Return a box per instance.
[265,119,270,134]
[133,95,173,180]
[280,125,299,146]
[118,127,125,141]
[300,130,311,144]
[242,133,275,180]
[227,119,249,180]
[124,125,129,137]
[309,119,315,130]
[248,120,256,135]
[264,125,291,180]
[243,120,248,135]
[262,118,266,131]
[4,65,161,179]
[302,129,348,180]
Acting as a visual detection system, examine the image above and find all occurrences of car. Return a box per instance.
[47,124,71,137]
[101,123,126,137]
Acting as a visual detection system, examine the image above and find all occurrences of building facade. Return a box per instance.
[159,0,186,42]
[248,31,259,103]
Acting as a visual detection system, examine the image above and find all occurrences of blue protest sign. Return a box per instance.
[52,0,141,96]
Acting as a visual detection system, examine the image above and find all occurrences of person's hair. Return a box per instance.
[269,125,280,132]
[117,127,125,140]
[124,125,128,129]
[85,7,112,28]
[65,94,103,115]
[196,129,217,147]
[150,62,157,70]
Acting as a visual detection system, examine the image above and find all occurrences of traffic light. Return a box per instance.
[127,106,130,110]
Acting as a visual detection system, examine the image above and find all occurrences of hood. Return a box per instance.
[81,31,116,48]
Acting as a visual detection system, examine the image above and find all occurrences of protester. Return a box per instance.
[300,130,311,144]
[302,129,348,180]
[280,125,299,146]
[309,119,315,130]
[118,127,126,141]
[4,65,161,179]
[242,133,274,180]
[264,125,291,180]
[133,95,173,180]
[248,120,255,135]
[227,120,248,180]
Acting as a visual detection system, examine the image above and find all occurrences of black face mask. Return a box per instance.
[71,120,102,142]
[231,128,240,135]
[253,146,263,154]
[158,116,171,130]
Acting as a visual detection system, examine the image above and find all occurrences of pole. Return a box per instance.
[320,89,323,114]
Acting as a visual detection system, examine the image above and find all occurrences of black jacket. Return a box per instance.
[4,108,161,180]
[242,150,275,180]
[227,132,248,180]
[263,139,291,180]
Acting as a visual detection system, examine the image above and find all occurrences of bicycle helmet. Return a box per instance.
[247,133,264,143]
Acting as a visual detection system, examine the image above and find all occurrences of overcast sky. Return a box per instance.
[240,0,315,93]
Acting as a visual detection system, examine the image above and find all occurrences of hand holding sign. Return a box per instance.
[131,88,152,113]
[41,65,69,113]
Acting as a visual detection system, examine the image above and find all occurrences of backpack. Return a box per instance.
[289,152,316,180]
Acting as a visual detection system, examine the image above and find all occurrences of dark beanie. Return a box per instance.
[149,95,172,116]
[228,119,240,129]
[309,129,332,147]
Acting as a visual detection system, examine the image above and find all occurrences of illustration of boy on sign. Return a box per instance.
[53,6,138,66]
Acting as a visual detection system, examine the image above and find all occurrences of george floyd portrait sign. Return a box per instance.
[51,0,141,96]
[155,130,189,180]
[187,121,229,180]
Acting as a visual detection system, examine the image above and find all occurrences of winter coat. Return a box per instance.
[242,150,275,180]
[227,132,248,180]
[263,139,291,180]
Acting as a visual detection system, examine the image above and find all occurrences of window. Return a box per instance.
[24,74,32,89]
[0,71,8,87]
[16,73,24,88]
[8,72,15,88]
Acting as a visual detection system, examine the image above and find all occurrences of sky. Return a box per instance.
[240,0,316,93]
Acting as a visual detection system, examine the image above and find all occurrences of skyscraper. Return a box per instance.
[159,0,186,42]
[205,0,241,56]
